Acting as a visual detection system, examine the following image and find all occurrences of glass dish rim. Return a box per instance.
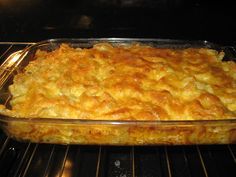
[1,115,236,125]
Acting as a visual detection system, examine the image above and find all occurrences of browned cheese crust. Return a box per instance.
[1,43,236,120]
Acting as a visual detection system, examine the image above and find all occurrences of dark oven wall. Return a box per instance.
[0,1,236,177]
[0,0,235,45]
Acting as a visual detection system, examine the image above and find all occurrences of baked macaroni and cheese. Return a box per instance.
[0,42,236,145]
[1,43,236,120]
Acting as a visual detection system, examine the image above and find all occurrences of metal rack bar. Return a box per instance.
[12,143,32,177]
[0,136,10,157]
[196,146,209,177]
[164,147,172,177]
[131,146,135,177]
[0,45,12,61]
[21,144,39,177]
[228,145,236,164]
[57,145,70,177]
[95,146,102,177]
[42,145,56,177]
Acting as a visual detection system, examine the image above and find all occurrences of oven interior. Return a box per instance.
[0,42,236,177]
[0,0,235,44]
[0,0,236,176]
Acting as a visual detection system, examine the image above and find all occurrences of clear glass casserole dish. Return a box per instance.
[0,38,235,145]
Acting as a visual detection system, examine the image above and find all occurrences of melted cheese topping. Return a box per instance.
[2,43,236,120]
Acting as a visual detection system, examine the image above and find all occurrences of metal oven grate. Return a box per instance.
[0,42,236,177]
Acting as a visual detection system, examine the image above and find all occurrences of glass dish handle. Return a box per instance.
[0,50,23,88]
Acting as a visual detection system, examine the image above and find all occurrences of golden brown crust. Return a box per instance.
[2,43,236,120]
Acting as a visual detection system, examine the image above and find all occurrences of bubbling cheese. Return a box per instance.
[1,43,236,120]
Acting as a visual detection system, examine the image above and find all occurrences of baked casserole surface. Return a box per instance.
[1,43,236,121]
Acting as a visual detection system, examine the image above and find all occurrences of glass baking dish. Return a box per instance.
[0,38,235,145]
